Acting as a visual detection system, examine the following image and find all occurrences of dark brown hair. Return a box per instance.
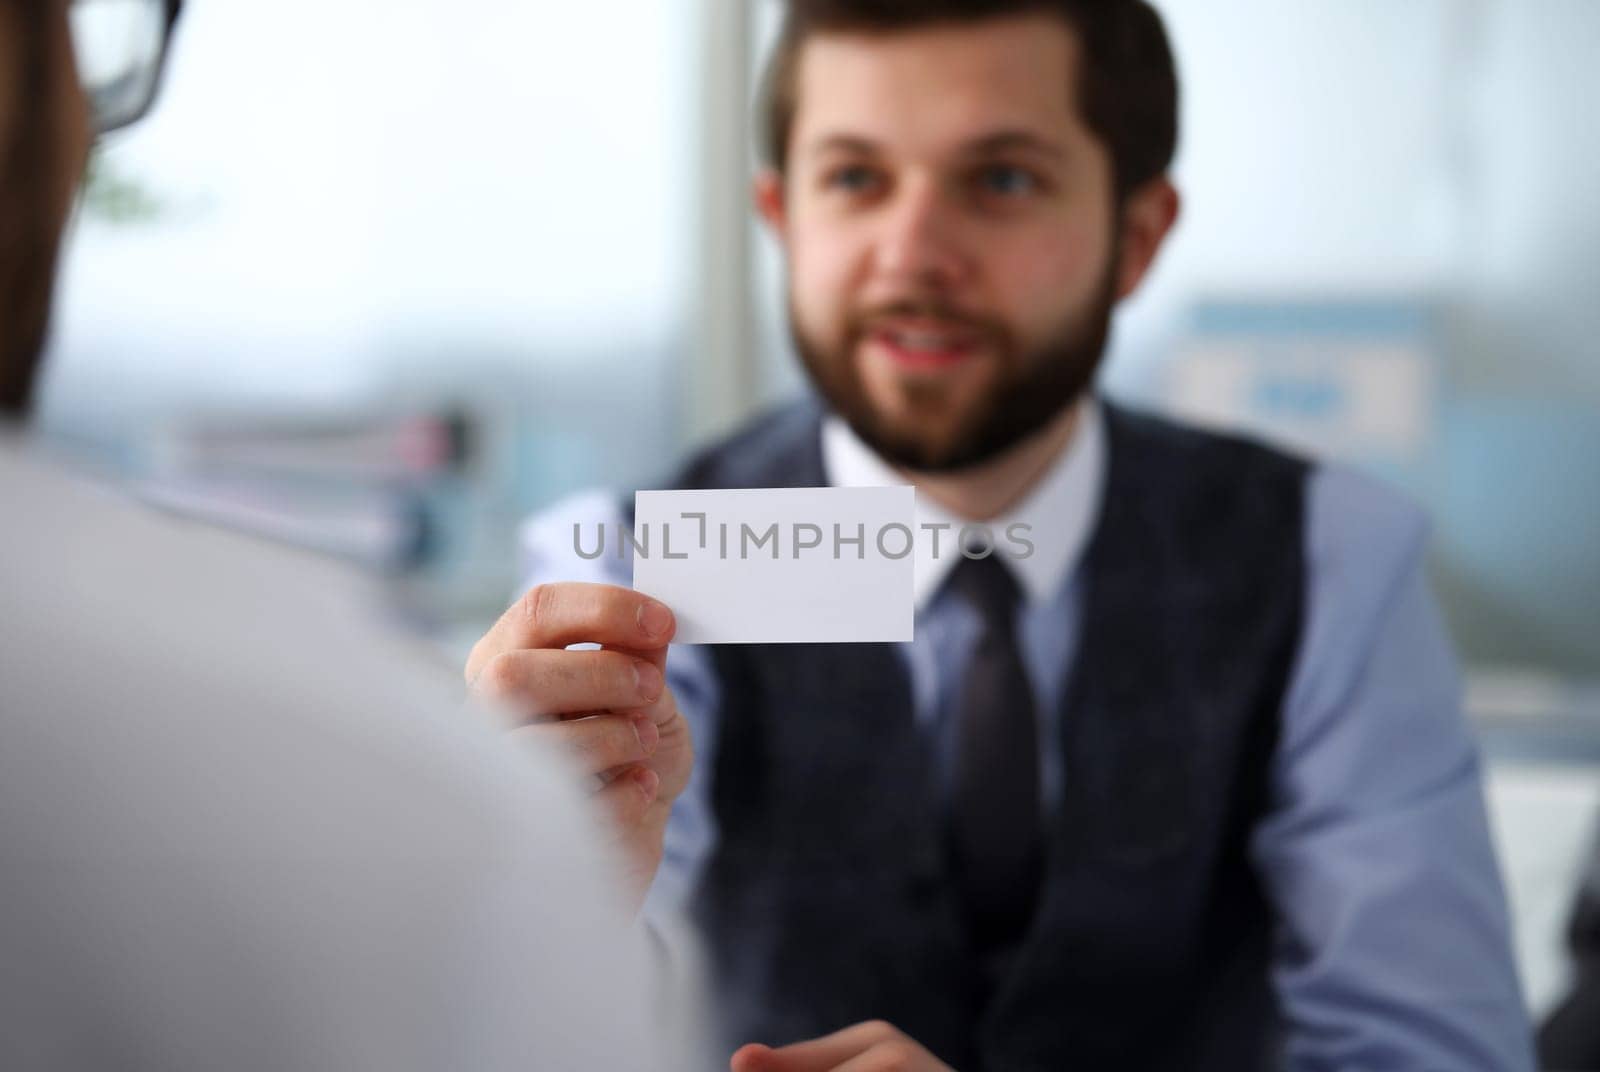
[0,0,59,417]
[759,0,1179,199]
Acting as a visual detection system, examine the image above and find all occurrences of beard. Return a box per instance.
[790,253,1120,474]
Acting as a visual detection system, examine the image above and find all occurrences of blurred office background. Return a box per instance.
[41,0,1599,1028]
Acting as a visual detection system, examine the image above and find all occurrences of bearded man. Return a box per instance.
[469,3,1533,1069]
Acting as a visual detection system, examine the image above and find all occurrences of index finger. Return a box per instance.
[467,582,675,683]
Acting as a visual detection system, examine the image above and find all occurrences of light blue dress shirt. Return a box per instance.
[519,404,1534,1071]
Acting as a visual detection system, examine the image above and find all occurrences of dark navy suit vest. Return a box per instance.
[658,398,1309,1071]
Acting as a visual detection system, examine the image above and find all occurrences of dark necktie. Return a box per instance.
[948,554,1042,951]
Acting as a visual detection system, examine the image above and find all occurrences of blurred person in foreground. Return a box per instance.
[470,1,1534,1069]
[0,2,691,1068]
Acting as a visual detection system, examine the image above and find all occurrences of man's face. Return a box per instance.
[0,0,91,417]
[763,13,1128,472]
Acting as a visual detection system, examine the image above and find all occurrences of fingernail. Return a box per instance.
[634,766,659,800]
[637,599,673,640]
[633,660,663,700]
[633,716,659,754]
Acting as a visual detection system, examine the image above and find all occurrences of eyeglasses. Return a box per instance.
[68,0,183,135]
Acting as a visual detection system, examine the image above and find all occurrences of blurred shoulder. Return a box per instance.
[0,440,613,871]
[1294,462,1439,676]
[1306,462,1432,582]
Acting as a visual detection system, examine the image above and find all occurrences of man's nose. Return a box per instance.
[872,178,970,292]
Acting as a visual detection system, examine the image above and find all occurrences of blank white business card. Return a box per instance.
[632,486,915,645]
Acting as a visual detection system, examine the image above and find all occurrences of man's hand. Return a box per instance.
[731,1022,955,1072]
[465,582,692,912]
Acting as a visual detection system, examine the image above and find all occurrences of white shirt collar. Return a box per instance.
[821,397,1106,610]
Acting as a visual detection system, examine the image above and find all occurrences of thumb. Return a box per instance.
[730,1043,777,1072]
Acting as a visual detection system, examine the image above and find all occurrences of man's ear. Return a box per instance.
[1113,177,1181,302]
[752,168,788,241]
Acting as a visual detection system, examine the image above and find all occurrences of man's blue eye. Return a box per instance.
[828,165,879,192]
[979,165,1037,196]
